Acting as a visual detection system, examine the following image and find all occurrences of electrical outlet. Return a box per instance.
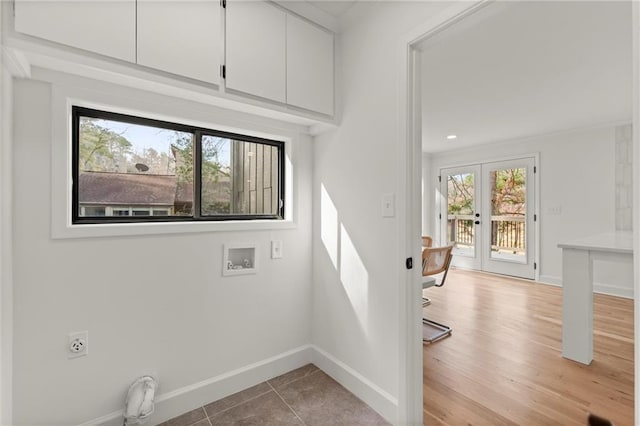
[68,331,88,359]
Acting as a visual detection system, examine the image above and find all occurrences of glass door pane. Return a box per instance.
[446,172,476,257]
[481,157,535,280]
[488,167,527,263]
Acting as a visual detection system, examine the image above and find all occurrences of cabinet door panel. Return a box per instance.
[14,0,135,62]
[286,15,334,115]
[226,1,286,103]
[137,1,221,84]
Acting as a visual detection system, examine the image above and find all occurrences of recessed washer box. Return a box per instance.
[223,243,258,276]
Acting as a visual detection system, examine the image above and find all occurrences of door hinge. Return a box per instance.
[534,166,537,173]
[438,175,442,183]
[406,257,413,270]
[534,262,537,270]
[534,214,537,222]
[221,0,226,8]
[221,65,226,79]
[439,213,442,220]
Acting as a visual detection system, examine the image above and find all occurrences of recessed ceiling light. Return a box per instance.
[446,134,457,140]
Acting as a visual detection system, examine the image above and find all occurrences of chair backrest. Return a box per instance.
[422,245,453,287]
[422,236,433,248]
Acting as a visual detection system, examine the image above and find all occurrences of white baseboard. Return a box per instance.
[538,275,562,286]
[80,345,314,426]
[311,345,397,423]
[538,275,634,299]
[593,283,634,299]
[79,344,398,426]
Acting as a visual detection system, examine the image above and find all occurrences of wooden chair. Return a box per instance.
[420,236,434,306]
[422,245,453,343]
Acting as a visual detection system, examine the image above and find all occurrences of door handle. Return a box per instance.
[475,221,480,225]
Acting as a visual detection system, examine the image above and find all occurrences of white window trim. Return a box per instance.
[51,82,298,239]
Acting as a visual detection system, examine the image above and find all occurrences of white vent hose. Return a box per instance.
[123,376,158,425]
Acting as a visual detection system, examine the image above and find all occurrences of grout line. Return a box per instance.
[204,387,274,419]
[269,382,308,426]
[177,367,323,425]
[267,366,322,389]
[194,414,213,426]
[183,407,209,426]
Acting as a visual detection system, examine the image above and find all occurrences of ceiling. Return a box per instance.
[306,1,357,17]
[420,1,632,154]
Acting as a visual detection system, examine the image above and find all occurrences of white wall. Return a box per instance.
[312,2,452,421]
[424,125,633,297]
[11,75,313,425]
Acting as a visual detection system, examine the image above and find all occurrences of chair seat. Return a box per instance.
[421,244,453,344]
[422,276,437,290]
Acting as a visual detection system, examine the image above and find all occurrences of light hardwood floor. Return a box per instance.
[423,269,634,426]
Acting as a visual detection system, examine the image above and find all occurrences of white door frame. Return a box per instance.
[0,45,15,425]
[398,2,492,423]
[632,4,640,422]
[1,5,31,422]
[439,158,537,279]
[436,153,541,280]
[400,1,640,424]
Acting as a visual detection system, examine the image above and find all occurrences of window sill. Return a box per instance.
[51,219,297,240]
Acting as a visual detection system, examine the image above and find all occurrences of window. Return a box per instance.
[81,206,106,216]
[72,107,285,224]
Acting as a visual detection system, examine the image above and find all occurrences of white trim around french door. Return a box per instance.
[440,157,536,280]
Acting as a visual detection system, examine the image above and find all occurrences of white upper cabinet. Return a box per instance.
[137,1,221,84]
[286,15,334,116]
[13,0,335,119]
[225,1,287,103]
[14,0,136,62]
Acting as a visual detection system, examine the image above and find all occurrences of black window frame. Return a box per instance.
[72,106,286,224]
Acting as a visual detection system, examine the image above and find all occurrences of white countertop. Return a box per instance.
[558,231,633,254]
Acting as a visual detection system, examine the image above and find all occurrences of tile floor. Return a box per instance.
[156,364,389,426]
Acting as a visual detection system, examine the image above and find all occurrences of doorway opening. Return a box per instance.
[410,0,635,424]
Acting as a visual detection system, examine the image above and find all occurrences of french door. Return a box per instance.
[440,157,536,279]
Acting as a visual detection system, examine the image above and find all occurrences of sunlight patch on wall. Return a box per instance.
[340,224,369,329]
[321,184,339,268]
[320,183,370,336]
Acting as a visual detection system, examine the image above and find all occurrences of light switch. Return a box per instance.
[382,193,395,218]
[271,240,283,259]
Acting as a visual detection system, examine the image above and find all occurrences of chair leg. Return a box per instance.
[422,318,452,343]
